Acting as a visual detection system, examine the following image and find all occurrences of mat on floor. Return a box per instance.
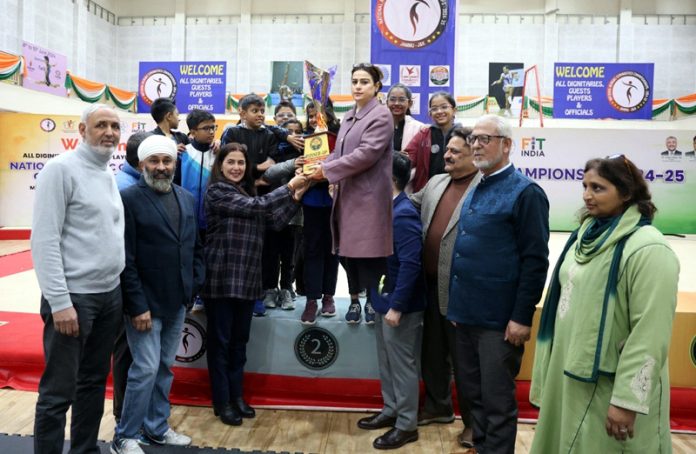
[0,433,308,454]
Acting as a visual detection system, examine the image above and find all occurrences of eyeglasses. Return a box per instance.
[605,153,634,179]
[388,97,408,103]
[194,125,218,133]
[352,62,374,70]
[466,134,507,145]
[429,104,452,114]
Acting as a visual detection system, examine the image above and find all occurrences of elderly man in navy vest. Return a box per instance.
[112,135,205,454]
[448,115,549,454]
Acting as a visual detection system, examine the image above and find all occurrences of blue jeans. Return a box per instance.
[115,306,185,439]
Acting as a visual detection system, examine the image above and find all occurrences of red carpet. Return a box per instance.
[0,251,32,277]
[0,310,694,431]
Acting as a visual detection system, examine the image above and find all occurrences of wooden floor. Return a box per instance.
[1,389,694,453]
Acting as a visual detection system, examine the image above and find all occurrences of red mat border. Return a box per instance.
[0,251,33,277]
[0,229,31,240]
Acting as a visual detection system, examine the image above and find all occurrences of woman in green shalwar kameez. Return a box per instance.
[530,156,679,453]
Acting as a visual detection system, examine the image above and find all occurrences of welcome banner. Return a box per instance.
[137,61,227,114]
[511,127,696,233]
[370,0,457,123]
[553,63,655,119]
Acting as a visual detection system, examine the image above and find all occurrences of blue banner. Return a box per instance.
[371,0,457,123]
[137,61,227,114]
[553,63,654,119]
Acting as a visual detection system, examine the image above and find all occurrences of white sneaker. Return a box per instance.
[110,438,144,454]
[157,428,192,446]
[279,289,295,310]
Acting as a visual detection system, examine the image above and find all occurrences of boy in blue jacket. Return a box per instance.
[357,152,426,450]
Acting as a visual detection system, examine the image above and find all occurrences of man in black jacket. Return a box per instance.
[111,135,205,454]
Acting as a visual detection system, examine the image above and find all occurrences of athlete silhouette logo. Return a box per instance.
[154,77,167,98]
[410,0,430,35]
[182,327,196,354]
[623,80,636,104]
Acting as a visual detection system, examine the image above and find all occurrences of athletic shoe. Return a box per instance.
[320,295,336,317]
[279,289,295,310]
[143,428,192,446]
[345,301,362,324]
[110,438,144,454]
[263,288,278,308]
[364,300,376,325]
[253,299,266,317]
[301,299,318,325]
[290,289,298,300]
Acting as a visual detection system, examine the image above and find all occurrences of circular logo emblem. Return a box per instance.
[606,71,650,113]
[175,317,206,363]
[430,65,449,86]
[294,327,339,370]
[375,0,448,49]
[40,118,56,132]
[309,137,323,151]
[139,69,177,107]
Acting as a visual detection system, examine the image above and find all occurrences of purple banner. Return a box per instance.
[22,41,67,97]
[137,61,227,114]
[371,0,457,123]
[553,63,655,119]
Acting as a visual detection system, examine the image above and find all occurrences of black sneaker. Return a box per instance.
[345,301,362,324]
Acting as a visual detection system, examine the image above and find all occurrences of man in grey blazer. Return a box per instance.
[409,126,481,449]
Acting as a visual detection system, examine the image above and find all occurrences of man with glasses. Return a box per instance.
[409,126,481,448]
[447,114,550,454]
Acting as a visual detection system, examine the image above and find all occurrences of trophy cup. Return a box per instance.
[302,61,336,175]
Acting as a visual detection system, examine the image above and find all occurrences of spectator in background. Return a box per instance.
[386,83,423,153]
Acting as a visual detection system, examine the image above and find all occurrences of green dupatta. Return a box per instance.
[530,206,649,406]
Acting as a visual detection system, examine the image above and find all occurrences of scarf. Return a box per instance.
[530,205,649,405]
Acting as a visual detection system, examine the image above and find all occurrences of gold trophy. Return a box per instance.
[303,61,336,175]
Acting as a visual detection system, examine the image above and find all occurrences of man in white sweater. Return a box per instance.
[31,104,125,454]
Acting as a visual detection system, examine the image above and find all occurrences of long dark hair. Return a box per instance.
[209,143,256,196]
[582,155,656,221]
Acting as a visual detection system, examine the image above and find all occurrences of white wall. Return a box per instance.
[2,0,696,98]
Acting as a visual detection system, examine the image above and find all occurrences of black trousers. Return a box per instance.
[420,281,471,426]
[262,225,297,290]
[205,298,255,408]
[302,206,339,300]
[34,287,122,454]
[454,325,523,454]
[111,318,132,421]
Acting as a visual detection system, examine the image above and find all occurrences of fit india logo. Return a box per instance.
[175,317,206,363]
[139,68,177,107]
[375,0,449,49]
[520,137,547,157]
[606,71,650,113]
